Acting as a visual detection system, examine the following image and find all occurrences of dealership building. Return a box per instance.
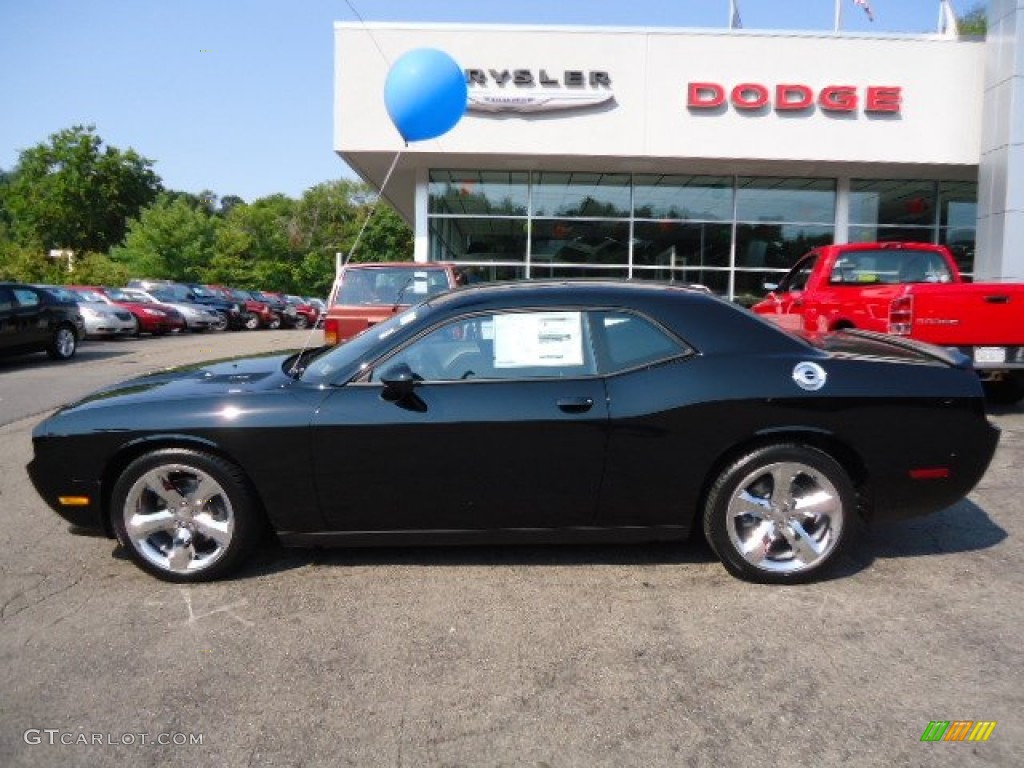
[334,1,1023,299]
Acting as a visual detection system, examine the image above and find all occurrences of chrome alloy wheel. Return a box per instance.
[725,461,844,574]
[122,463,235,574]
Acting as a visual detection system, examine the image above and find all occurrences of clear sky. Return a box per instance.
[0,0,978,202]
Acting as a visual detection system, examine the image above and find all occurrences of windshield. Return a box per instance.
[104,288,140,302]
[334,267,450,307]
[72,289,108,303]
[190,285,217,298]
[301,303,432,385]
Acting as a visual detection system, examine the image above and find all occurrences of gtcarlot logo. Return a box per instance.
[920,721,997,742]
[23,729,204,746]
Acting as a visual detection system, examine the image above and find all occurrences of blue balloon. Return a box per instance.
[384,48,467,143]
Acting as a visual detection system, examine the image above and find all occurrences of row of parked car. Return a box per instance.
[0,279,326,363]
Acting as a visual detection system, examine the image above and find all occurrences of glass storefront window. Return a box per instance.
[632,221,731,269]
[426,172,976,298]
[734,224,833,269]
[631,266,731,295]
[429,170,529,215]
[850,179,936,227]
[531,172,631,217]
[633,175,732,220]
[428,217,527,262]
[736,178,835,224]
[530,219,630,266]
[848,225,934,244]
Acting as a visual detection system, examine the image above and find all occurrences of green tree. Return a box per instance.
[959,4,986,36]
[4,125,161,253]
[110,194,221,280]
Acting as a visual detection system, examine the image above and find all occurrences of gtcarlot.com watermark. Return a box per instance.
[24,729,203,747]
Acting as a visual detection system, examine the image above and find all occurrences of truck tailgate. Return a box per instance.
[909,283,1024,346]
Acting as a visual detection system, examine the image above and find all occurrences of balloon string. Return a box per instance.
[346,149,402,262]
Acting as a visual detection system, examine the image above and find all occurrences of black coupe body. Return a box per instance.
[28,281,1000,583]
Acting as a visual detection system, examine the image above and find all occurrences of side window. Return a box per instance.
[593,311,688,374]
[778,255,817,293]
[370,310,598,382]
[0,287,15,312]
[12,288,40,308]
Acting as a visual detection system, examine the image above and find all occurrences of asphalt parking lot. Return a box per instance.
[1,331,1021,767]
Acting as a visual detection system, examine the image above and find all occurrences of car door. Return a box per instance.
[10,287,48,349]
[761,253,819,332]
[0,287,17,353]
[310,308,609,532]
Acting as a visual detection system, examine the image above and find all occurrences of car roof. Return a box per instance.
[342,261,456,269]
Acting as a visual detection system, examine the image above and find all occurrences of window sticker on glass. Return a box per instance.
[411,272,430,295]
[493,312,584,368]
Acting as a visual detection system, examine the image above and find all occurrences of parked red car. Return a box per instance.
[264,292,320,330]
[67,286,186,336]
[205,286,279,330]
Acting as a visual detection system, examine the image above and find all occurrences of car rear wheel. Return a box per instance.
[267,315,282,330]
[243,313,260,330]
[292,314,309,330]
[703,444,858,584]
[47,324,78,360]
[111,449,262,582]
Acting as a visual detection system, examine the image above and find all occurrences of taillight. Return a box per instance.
[324,317,339,345]
[889,294,913,335]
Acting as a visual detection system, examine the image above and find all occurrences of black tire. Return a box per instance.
[110,449,263,583]
[46,324,78,360]
[243,313,260,331]
[292,314,309,330]
[210,312,229,332]
[703,443,859,584]
[983,374,1024,405]
[267,314,282,330]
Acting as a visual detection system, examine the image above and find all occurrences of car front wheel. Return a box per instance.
[243,313,260,331]
[47,324,78,360]
[111,449,262,582]
[703,444,858,584]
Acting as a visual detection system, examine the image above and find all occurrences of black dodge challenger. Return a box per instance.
[28,281,1000,584]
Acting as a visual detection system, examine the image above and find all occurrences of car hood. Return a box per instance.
[58,353,297,412]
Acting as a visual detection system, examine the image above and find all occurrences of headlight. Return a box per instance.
[79,306,101,319]
[142,308,166,317]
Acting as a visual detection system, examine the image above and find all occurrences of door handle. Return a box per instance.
[557,397,594,414]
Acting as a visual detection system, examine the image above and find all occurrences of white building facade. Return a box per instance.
[334,2,1023,299]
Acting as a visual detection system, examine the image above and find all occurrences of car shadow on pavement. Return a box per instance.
[238,536,721,580]
[832,499,1007,579]
[95,499,1005,583]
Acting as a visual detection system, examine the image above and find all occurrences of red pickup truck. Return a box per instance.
[752,242,1024,403]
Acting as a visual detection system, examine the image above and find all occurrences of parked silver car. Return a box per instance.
[119,288,226,332]
[37,286,138,339]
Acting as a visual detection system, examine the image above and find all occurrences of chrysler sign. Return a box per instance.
[687,82,902,114]
[464,68,615,114]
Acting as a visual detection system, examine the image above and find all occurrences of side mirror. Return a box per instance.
[380,362,420,398]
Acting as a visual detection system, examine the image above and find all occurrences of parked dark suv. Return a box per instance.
[0,282,86,361]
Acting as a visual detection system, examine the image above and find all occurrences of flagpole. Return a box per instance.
[834,0,842,33]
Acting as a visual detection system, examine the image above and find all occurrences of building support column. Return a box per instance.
[976,0,1024,279]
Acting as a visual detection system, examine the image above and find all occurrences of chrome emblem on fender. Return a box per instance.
[793,362,827,391]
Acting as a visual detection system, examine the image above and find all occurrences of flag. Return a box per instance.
[729,0,743,30]
[853,0,875,22]
[940,0,960,37]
